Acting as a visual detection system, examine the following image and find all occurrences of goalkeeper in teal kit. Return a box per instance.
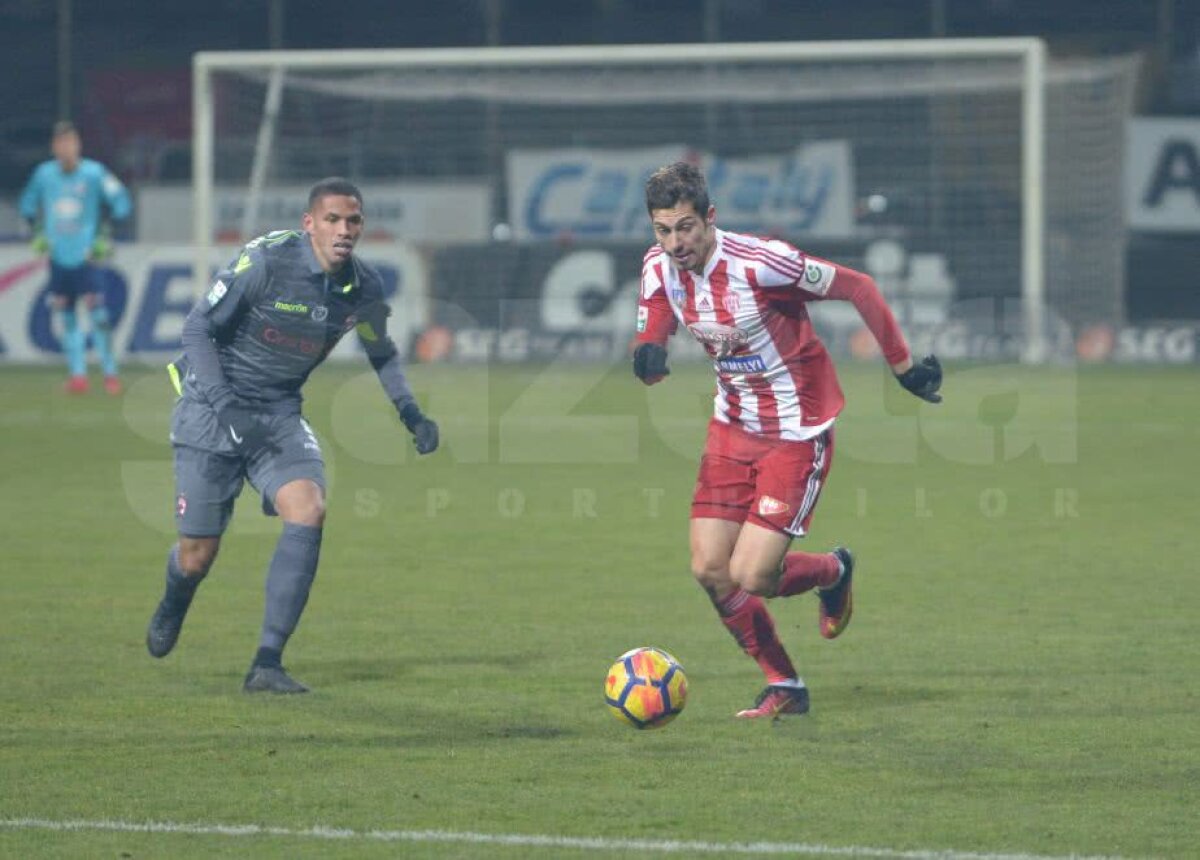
[146,177,439,693]
[19,121,132,394]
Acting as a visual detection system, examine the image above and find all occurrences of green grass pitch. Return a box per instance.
[0,361,1196,858]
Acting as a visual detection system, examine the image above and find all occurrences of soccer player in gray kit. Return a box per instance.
[146,177,439,693]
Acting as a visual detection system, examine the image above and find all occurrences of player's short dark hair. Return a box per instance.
[645,161,710,217]
[307,177,363,211]
[51,120,77,138]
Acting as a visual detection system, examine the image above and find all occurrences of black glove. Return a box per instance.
[400,403,439,455]
[896,354,944,403]
[633,342,670,382]
[216,401,279,456]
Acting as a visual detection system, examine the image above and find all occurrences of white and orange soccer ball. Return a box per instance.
[604,647,688,729]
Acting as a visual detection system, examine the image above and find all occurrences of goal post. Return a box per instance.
[192,39,1137,363]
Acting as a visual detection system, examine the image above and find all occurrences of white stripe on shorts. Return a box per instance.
[787,431,828,537]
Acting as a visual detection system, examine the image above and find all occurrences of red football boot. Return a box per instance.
[818,547,855,640]
[64,375,89,394]
[735,684,810,720]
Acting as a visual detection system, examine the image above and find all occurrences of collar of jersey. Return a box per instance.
[50,159,86,178]
[302,233,358,293]
[702,229,727,279]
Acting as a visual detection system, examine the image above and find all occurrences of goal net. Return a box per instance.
[193,41,1138,362]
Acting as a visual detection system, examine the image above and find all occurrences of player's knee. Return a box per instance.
[298,499,326,528]
[178,539,219,576]
[689,550,730,591]
[274,480,326,527]
[286,496,326,527]
[729,560,777,597]
[89,304,110,330]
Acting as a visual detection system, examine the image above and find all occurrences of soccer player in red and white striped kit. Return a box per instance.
[634,162,944,719]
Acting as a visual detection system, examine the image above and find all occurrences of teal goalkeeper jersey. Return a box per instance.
[19,158,132,267]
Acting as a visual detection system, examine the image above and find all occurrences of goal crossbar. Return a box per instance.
[192,38,1047,360]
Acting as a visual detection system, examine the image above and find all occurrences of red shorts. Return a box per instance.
[691,418,834,537]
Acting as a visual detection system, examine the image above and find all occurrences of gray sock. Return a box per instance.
[163,545,200,611]
[258,522,323,653]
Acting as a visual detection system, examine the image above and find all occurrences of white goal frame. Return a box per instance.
[192,38,1047,360]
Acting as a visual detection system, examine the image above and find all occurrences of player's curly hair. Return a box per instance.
[307,177,363,211]
[644,161,710,216]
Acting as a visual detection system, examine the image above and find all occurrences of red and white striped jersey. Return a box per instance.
[636,228,910,441]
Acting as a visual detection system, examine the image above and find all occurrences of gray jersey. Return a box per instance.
[171,230,414,420]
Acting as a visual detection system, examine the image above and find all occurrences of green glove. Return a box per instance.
[30,233,49,255]
[90,235,113,261]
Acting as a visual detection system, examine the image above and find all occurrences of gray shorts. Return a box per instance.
[171,405,326,538]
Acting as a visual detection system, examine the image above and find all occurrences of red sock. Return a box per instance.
[714,588,797,683]
[775,551,841,597]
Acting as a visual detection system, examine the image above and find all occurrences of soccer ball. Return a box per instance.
[604,646,688,729]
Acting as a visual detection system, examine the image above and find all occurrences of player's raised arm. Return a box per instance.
[356,300,439,455]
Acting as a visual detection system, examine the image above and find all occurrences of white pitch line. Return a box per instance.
[0,817,1132,860]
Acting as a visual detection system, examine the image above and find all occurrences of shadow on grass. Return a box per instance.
[44,708,579,753]
[183,651,546,688]
[298,651,545,684]
[304,697,581,749]
[218,720,578,750]
[834,684,959,708]
[191,652,586,749]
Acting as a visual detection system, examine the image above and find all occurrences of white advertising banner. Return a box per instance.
[0,242,428,364]
[1127,117,1200,233]
[137,183,492,243]
[506,142,856,241]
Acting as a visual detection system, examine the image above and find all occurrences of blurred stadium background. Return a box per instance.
[1,0,1200,364]
[3,4,1200,859]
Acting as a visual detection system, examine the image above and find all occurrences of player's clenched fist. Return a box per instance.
[401,403,439,455]
[633,343,670,385]
[895,354,943,403]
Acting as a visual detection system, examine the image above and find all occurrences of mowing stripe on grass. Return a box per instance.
[0,817,1129,859]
